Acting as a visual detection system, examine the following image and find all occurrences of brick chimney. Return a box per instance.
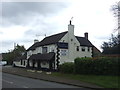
[84,32,88,39]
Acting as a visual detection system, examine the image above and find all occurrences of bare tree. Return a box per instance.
[111,2,120,35]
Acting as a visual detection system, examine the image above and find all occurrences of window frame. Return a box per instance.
[61,49,67,56]
[42,47,47,54]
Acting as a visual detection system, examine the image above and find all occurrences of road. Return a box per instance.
[2,73,91,89]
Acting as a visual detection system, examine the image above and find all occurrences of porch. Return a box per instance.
[27,52,55,71]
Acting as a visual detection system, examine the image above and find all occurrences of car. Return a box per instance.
[0,61,7,66]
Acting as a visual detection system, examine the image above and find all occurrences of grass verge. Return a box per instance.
[51,72,119,88]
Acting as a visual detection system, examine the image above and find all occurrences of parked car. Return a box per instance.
[0,61,7,66]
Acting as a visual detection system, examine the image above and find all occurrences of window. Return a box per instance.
[42,47,47,54]
[82,47,85,52]
[21,60,23,65]
[24,60,26,66]
[88,47,90,52]
[76,46,79,51]
[61,50,67,56]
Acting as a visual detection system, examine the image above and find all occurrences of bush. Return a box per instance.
[59,62,75,73]
[74,57,119,75]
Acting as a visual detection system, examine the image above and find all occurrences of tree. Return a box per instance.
[102,2,120,54]
[111,2,120,34]
[101,34,120,54]
[2,44,26,65]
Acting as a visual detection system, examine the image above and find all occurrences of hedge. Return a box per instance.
[74,57,120,75]
[59,57,119,75]
[59,62,75,73]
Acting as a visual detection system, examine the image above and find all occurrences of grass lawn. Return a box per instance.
[51,72,119,88]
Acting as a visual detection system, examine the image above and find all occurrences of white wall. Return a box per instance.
[13,60,27,67]
[29,61,33,67]
[34,62,37,67]
[58,31,92,64]
[75,46,92,58]
[27,50,32,59]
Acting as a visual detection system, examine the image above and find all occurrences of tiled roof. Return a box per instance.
[38,31,68,46]
[76,36,93,47]
[27,31,67,51]
[29,52,55,61]
[27,42,40,51]
[27,31,94,51]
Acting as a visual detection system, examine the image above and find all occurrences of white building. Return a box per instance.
[13,21,101,71]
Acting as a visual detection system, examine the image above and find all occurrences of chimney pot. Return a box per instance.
[34,39,39,43]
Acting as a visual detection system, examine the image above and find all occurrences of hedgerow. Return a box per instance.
[59,57,119,75]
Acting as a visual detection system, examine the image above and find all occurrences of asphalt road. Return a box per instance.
[2,73,91,89]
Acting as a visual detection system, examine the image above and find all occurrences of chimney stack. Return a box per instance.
[84,32,88,39]
[34,39,39,43]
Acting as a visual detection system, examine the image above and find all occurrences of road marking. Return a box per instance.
[2,79,13,84]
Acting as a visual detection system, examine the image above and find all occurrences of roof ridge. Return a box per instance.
[45,31,68,38]
[75,36,84,38]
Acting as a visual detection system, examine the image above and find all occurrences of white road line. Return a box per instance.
[2,79,13,84]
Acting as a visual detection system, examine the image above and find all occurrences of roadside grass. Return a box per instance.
[51,72,119,88]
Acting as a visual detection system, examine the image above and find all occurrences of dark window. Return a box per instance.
[88,47,90,52]
[82,47,85,51]
[24,60,25,66]
[21,60,22,65]
[42,47,47,54]
[76,46,79,51]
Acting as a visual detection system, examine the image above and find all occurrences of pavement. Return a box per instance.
[2,66,103,89]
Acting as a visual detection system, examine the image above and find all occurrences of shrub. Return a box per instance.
[59,62,75,73]
[74,57,119,75]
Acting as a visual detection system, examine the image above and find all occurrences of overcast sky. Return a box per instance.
[0,0,119,53]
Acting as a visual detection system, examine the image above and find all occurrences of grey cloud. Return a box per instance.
[1,2,70,52]
[2,2,68,18]
[1,2,69,26]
